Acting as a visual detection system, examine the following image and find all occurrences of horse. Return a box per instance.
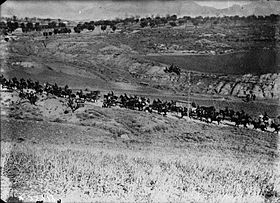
[270,122,280,134]
[232,114,251,128]
[164,64,181,75]
[251,120,267,131]
[197,106,216,123]
[209,112,223,125]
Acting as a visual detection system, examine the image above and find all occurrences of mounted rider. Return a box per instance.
[263,112,270,126]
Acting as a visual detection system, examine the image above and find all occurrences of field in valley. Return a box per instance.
[144,49,280,75]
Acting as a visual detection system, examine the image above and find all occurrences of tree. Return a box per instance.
[88,24,95,31]
[111,25,117,32]
[140,20,148,28]
[170,14,177,21]
[48,21,57,29]
[178,19,185,25]
[13,22,19,30]
[53,28,59,34]
[213,20,218,25]
[140,18,146,22]
[35,22,41,31]
[149,20,156,28]
[101,25,107,32]
[0,22,7,29]
[155,18,162,26]
[191,19,199,27]
[74,27,81,33]
[94,20,102,26]
[123,17,131,25]
[169,21,177,27]
[7,21,18,31]
[12,15,17,22]
[269,14,279,23]
[26,22,34,31]
[161,17,168,25]
[166,14,171,21]
[6,21,12,29]
[58,22,66,27]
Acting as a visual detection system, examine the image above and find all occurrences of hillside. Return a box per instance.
[219,1,280,16]
[1,89,280,202]
[1,27,280,101]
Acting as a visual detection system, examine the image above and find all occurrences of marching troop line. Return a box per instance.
[1,75,279,134]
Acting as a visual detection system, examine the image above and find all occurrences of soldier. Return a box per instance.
[246,94,250,102]
[263,112,269,125]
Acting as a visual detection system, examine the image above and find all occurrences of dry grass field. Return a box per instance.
[1,140,280,203]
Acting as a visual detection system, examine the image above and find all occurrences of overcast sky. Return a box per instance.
[0,0,274,21]
[1,0,255,9]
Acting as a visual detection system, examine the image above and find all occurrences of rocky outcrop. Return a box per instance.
[130,61,280,99]
[201,73,280,99]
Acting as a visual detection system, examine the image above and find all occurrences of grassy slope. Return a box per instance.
[1,95,280,202]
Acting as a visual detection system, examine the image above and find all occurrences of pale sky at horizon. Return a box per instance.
[1,0,275,21]
[1,0,253,9]
[196,1,250,9]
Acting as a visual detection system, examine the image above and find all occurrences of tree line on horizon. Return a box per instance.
[0,14,279,35]
[0,19,69,34]
[64,13,280,33]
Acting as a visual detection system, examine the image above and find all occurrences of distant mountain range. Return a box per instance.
[1,1,280,21]
[218,1,280,16]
